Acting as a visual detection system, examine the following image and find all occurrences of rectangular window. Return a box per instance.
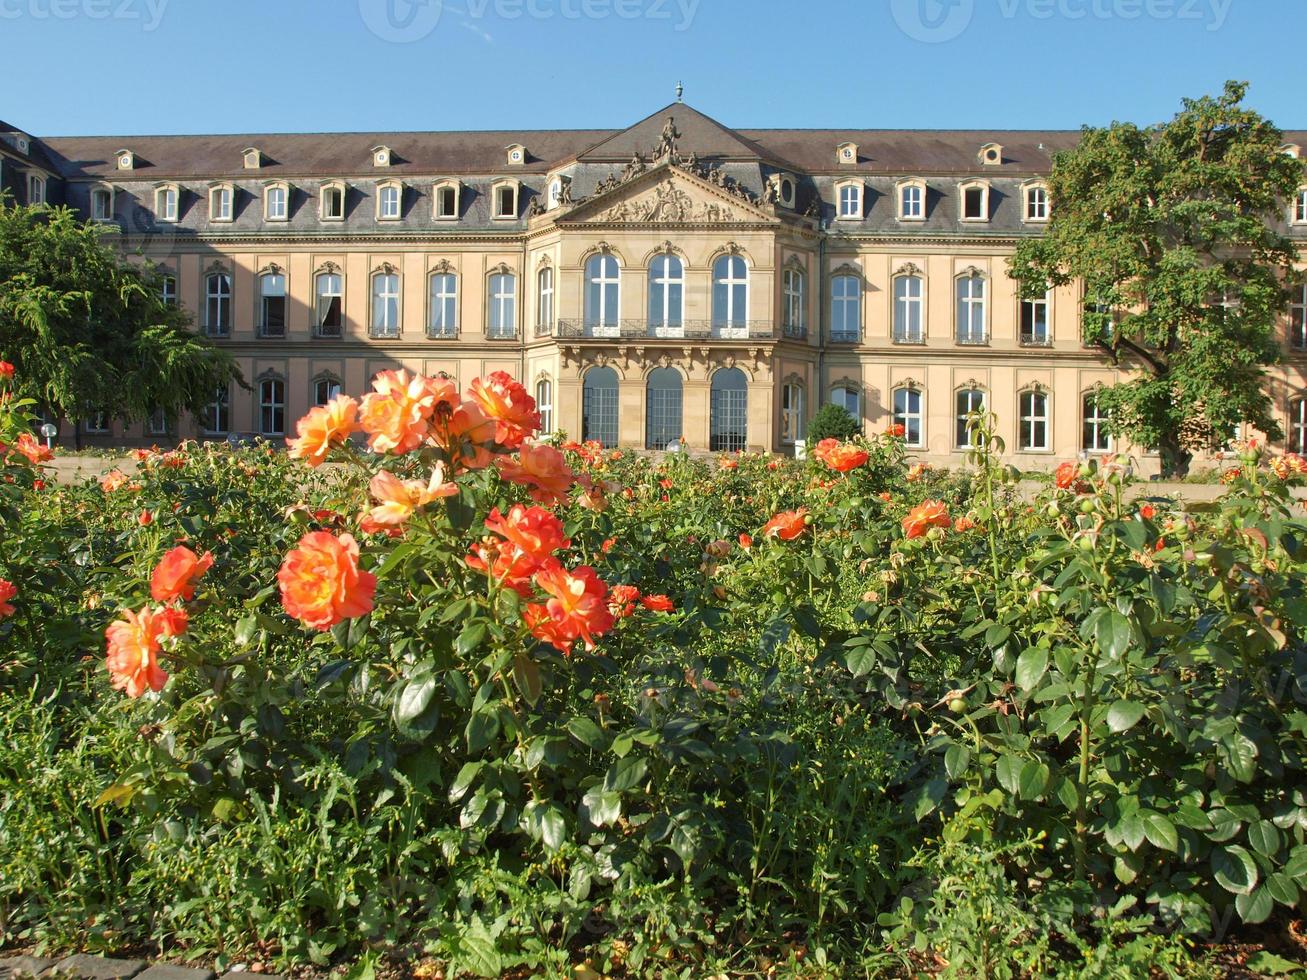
[496,185,516,218]
[210,186,233,222]
[1019,391,1049,451]
[488,273,517,337]
[147,407,168,436]
[537,268,554,334]
[315,273,343,337]
[429,273,458,338]
[28,174,46,205]
[436,185,458,218]
[1290,399,1306,454]
[314,377,342,407]
[963,186,986,220]
[371,274,400,337]
[260,273,287,337]
[259,379,286,436]
[956,276,987,344]
[265,187,287,221]
[1026,186,1049,221]
[160,274,177,307]
[1291,284,1307,350]
[893,276,923,343]
[838,184,861,219]
[84,411,110,434]
[900,184,923,219]
[831,275,861,343]
[893,388,924,448]
[536,380,553,435]
[203,387,229,435]
[783,268,805,336]
[1296,190,1307,224]
[781,383,804,445]
[956,389,985,448]
[205,273,231,336]
[379,184,401,219]
[1083,394,1113,453]
[1020,294,1050,345]
[91,188,112,221]
[321,185,345,220]
[157,187,178,221]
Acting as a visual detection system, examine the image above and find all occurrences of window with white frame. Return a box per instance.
[434,182,459,219]
[1021,290,1051,345]
[202,386,229,435]
[377,182,402,220]
[315,271,343,337]
[783,267,805,336]
[1019,390,1050,451]
[1025,184,1049,221]
[209,184,233,222]
[956,274,987,344]
[147,407,168,436]
[648,254,684,334]
[536,379,553,435]
[837,182,862,219]
[428,271,457,338]
[899,182,924,220]
[830,385,862,428]
[1291,283,1307,350]
[259,378,286,436]
[956,388,986,448]
[547,178,563,209]
[1295,189,1307,224]
[265,184,288,221]
[320,182,345,220]
[585,254,621,335]
[712,255,749,336]
[488,272,516,338]
[536,267,554,333]
[160,273,177,307]
[155,185,178,222]
[961,183,989,221]
[781,381,804,445]
[84,410,110,434]
[259,272,286,337]
[494,183,518,219]
[90,187,113,221]
[893,274,924,343]
[1290,398,1307,454]
[1082,393,1113,453]
[893,387,924,448]
[831,274,861,343]
[371,273,400,337]
[313,376,342,407]
[205,272,231,336]
[27,174,46,205]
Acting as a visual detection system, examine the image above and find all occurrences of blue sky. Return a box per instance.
[3,0,1301,136]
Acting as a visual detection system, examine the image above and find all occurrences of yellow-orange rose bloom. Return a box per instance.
[902,500,951,539]
[288,394,359,467]
[105,604,188,698]
[278,531,376,631]
[495,443,576,506]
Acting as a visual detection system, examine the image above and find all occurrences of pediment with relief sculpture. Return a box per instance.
[557,164,778,226]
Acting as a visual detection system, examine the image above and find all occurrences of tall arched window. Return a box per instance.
[315,271,343,337]
[893,274,923,343]
[313,376,342,407]
[160,273,177,307]
[1082,393,1113,453]
[1290,284,1307,351]
[710,367,748,452]
[955,388,986,448]
[488,272,517,338]
[1019,390,1050,451]
[956,274,987,344]
[585,254,621,337]
[582,366,619,448]
[783,267,805,337]
[1290,397,1307,454]
[648,254,684,337]
[536,267,554,335]
[204,272,231,336]
[371,272,400,338]
[712,255,748,338]
[893,388,924,448]
[202,386,229,436]
[781,382,804,445]
[830,384,862,428]
[428,271,457,338]
[831,274,861,343]
[258,271,286,337]
[259,377,286,436]
[536,379,553,435]
[645,368,683,450]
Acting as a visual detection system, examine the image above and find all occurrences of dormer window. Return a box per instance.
[433,180,460,219]
[1024,182,1050,222]
[115,149,135,171]
[960,181,990,222]
[209,183,234,222]
[836,180,862,220]
[243,147,262,169]
[1283,144,1301,159]
[979,143,1003,166]
[505,144,526,166]
[771,174,796,208]
[27,174,46,206]
[320,181,345,221]
[493,180,519,220]
[155,184,179,222]
[837,142,858,166]
[376,180,403,220]
[372,145,392,167]
[90,186,114,222]
[897,178,926,221]
[264,182,289,222]
[547,177,564,209]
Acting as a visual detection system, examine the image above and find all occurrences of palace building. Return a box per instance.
[3,102,1306,468]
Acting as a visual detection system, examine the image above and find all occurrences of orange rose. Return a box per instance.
[902,500,951,539]
[906,462,930,483]
[885,423,906,438]
[528,564,614,653]
[719,457,738,470]
[0,360,13,378]
[467,371,540,450]
[761,508,809,541]
[358,370,451,455]
[105,604,188,697]
[496,443,576,506]
[288,394,359,467]
[810,438,839,465]
[608,583,641,618]
[150,545,214,602]
[953,516,976,533]
[0,578,16,617]
[483,504,569,570]
[1054,461,1078,490]
[278,531,376,631]
[431,400,497,470]
[822,444,870,473]
[100,470,129,492]
[640,593,675,613]
[13,432,53,464]
[738,533,753,550]
[367,464,458,526]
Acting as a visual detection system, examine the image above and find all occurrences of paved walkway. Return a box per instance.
[0,956,280,980]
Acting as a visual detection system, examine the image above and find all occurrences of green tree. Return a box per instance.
[805,403,862,447]
[0,197,242,443]
[1009,81,1303,477]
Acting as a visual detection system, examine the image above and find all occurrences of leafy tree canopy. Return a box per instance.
[0,198,242,438]
[806,403,862,446]
[1009,81,1304,476]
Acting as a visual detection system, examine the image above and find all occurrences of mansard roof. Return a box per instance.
[573,102,777,164]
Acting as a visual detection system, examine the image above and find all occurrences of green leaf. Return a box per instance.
[913,777,948,821]
[455,621,488,659]
[465,708,499,754]
[1142,811,1179,853]
[394,670,437,725]
[1015,647,1049,692]
[511,654,542,707]
[603,756,648,793]
[996,754,1023,796]
[448,762,482,803]
[1235,885,1274,924]
[845,643,877,678]
[1244,950,1304,976]
[566,716,607,750]
[524,801,567,851]
[581,786,622,826]
[1017,761,1050,801]
[1248,820,1283,858]
[1107,699,1145,733]
[1213,844,1259,895]
[1266,872,1300,907]
[944,744,971,781]
[1096,609,1132,660]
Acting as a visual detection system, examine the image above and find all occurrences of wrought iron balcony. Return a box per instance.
[549,319,777,341]
[781,321,808,340]
[1019,332,1052,347]
[956,334,989,346]
[892,330,924,345]
[829,331,861,344]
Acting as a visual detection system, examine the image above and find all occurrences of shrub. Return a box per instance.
[804,403,861,446]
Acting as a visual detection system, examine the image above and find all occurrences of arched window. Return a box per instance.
[536,379,553,435]
[155,185,179,222]
[830,384,862,428]
[1082,393,1113,453]
[712,255,748,338]
[429,271,457,338]
[547,178,563,209]
[204,272,231,336]
[315,270,343,337]
[1019,390,1050,451]
[585,254,621,336]
[320,181,345,221]
[1290,284,1307,351]
[90,185,114,221]
[898,180,925,220]
[781,382,804,445]
[264,183,289,221]
[831,274,861,343]
[1290,397,1307,454]
[960,181,990,221]
[313,376,342,407]
[956,274,987,344]
[955,388,986,448]
[648,254,684,336]
[893,388,924,448]
[434,181,460,219]
[536,267,554,334]
[202,386,229,436]
[893,274,923,343]
[645,367,683,450]
[783,267,805,337]
[160,273,177,307]
[710,367,748,452]
[377,181,402,220]
[209,184,233,222]
[259,378,286,436]
[488,272,517,339]
[1025,184,1050,221]
[258,271,286,337]
[582,366,619,448]
[371,272,400,337]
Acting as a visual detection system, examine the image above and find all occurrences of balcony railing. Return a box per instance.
[956,334,988,346]
[829,331,861,344]
[892,330,924,344]
[547,319,778,341]
[782,321,808,340]
[1020,332,1052,347]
